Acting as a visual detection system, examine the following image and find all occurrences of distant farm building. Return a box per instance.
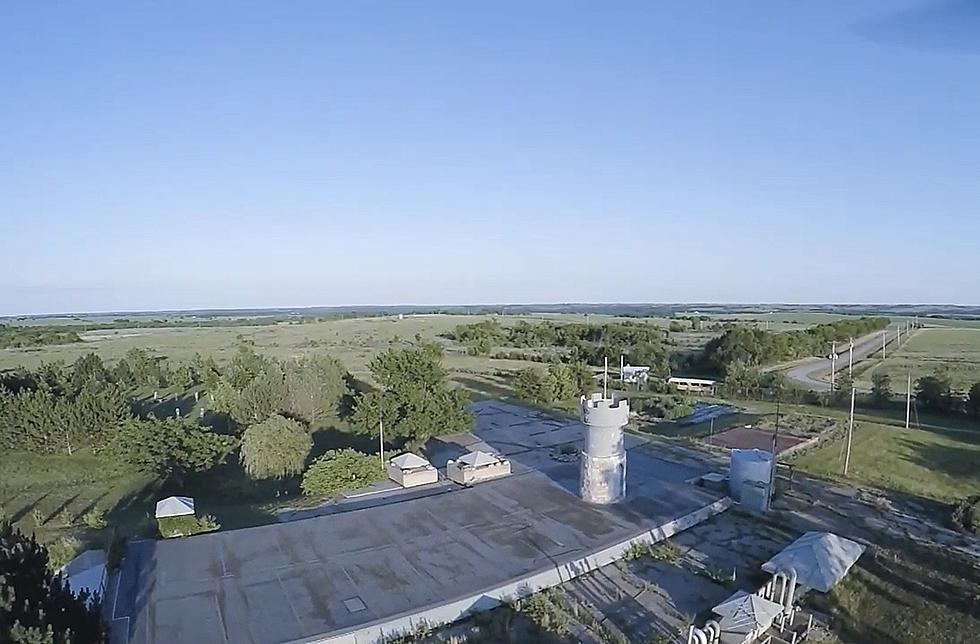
[668,376,718,395]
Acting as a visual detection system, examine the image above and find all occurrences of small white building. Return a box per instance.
[155,496,195,519]
[668,376,718,395]
[387,453,438,488]
[447,450,511,485]
[621,364,651,384]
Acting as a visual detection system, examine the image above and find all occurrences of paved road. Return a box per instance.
[784,329,899,391]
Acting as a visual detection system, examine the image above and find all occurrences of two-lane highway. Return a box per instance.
[784,329,899,391]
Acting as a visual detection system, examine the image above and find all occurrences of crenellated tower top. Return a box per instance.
[579,393,630,428]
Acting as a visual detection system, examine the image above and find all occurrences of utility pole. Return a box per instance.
[897,324,902,346]
[620,354,625,382]
[379,414,386,470]
[843,387,855,476]
[830,340,837,391]
[882,330,886,359]
[848,337,854,376]
[905,372,912,430]
[603,357,608,399]
[767,399,781,511]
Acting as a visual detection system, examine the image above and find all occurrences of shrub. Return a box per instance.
[301,449,384,498]
[951,496,980,534]
[46,536,82,571]
[157,514,220,539]
[622,539,682,564]
[642,395,694,420]
[82,509,106,530]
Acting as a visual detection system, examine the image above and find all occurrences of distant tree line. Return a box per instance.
[449,319,670,375]
[702,317,889,376]
[0,325,83,349]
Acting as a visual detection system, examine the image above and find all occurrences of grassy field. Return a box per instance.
[0,315,494,372]
[921,318,980,329]
[698,311,854,331]
[855,327,980,393]
[0,450,156,564]
[816,535,980,644]
[791,419,980,502]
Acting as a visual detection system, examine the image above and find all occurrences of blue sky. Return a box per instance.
[2,1,978,315]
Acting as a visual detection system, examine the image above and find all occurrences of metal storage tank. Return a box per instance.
[729,449,772,501]
[740,480,770,513]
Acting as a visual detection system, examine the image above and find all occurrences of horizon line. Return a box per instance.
[3,301,979,320]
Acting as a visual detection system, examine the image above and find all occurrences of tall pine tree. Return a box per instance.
[0,521,106,643]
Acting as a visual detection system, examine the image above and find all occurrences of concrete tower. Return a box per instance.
[579,392,630,504]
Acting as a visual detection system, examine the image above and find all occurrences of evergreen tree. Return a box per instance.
[69,354,111,393]
[108,417,235,480]
[513,367,548,403]
[967,382,980,418]
[0,521,106,644]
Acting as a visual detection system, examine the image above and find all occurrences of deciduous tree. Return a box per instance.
[283,355,347,427]
[871,371,892,406]
[915,373,955,414]
[239,414,311,481]
[352,343,471,446]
